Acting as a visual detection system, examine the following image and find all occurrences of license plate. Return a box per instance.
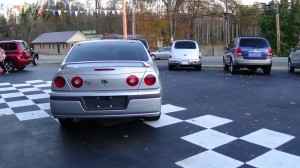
[82,96,127,110]
[248,52,262,57]
[181,61,189,65]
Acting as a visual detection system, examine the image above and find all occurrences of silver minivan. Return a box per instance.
[168,40,202,71]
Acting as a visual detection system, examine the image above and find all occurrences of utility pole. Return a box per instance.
[224,0,229,46]
[132,0,136,38]
[122,0,127,39]
[275,0,281,56]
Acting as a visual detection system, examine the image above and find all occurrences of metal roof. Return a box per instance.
[31,31,82,44]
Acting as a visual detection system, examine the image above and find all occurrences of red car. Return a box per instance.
[0,40,33,72]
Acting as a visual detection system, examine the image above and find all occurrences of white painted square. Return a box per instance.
[181,129,237,150]
[25,80,44,84]
[12,83,31,87]
[247,150,300,168]
[42,89,51,94]
[15,110,50,121]
[1,92,25,99]
[185,115,233,129]
[0,108,14,116]
[33,83,51,88]
[7,100,35,108]
[0,87,16,92]
[161,104,186,114]
[26,94,49,100]
[18,87,40,92]
[144,114,182,128]
[176,150,244,168]
[0,82,10,86]
[240,128,295,149]
[46,81,52,84]
[37,103,50,110]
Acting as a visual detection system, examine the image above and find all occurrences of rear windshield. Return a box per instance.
[239,38,269,48]
[65,41,149,62]
[175,41,196,49]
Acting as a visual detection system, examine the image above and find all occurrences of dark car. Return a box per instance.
[223,37,272,75]
[30,48,39,65]
[131,38,151,54]
[0,40,33,72]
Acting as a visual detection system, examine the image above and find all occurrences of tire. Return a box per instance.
[145,114,161,121]
[58,118,74,127]
[4,59,15,72]
[151,54,156,60]
[263,67,271,75]
[195,64,202,71]
[223,59,229,71]
[288,59,294,73]
[33,55,39,65]
[16,66,26,70]
[168,64,174,71]
[229,60,237,75]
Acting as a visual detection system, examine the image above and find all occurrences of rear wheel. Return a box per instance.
[288,59,294,73]
[151,54,156,60]
[17,66,26,70]
[168,64,174,71]
[229,60,237,74]
[145,114,161,121]
[263,67,271,75]
[58,118,74,126]
[195,64,202,71]
[33,54,39,65]
[223,59,229,71]
[4,59,15,72]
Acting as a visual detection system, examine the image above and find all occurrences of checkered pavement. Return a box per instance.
[1,80,300,168]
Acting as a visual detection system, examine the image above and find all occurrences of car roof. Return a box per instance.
[76,39,143,45]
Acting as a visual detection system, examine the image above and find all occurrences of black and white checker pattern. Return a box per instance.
[1,80,300,168]
[0,80,51,121]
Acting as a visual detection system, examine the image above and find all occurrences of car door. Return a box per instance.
[224,39,237,64]
[159,47,170,59]
[291,45,300,67]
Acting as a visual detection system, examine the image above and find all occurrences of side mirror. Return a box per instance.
[291,48,296,52]
[223,46,228,50]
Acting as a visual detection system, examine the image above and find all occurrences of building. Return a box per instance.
[31,31,88,55]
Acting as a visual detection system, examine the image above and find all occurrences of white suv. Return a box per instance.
[168,40,202,71]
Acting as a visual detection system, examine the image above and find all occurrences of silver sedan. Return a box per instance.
[288,46,300,72]
[150,46,171,60]
[50,40,162,126]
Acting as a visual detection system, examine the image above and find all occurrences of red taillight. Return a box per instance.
[236,48,242,56]
[169,53,172,58]
[267,49,272,56]
[54,76,66,88]
[144,74,156,86]
[126,75,139,87]
[71,76,83,88]
[148,49,151,54]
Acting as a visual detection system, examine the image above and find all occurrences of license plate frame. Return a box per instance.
[181,60,189,65]
[82,96,127,110]
[248,52,262,57]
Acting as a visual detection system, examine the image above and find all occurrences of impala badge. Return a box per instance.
[101,80,109,85]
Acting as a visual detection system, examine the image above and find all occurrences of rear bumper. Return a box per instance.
[50,88,162,119]
[234,57,272,67]
[169,59,201,66]
[15,58,33,67]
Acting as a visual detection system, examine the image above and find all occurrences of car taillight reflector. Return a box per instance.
[169,53,172,58]
[144,74,156,86]
[71,76,83,88]
[236,48,242,56]
[267,49,272,56]
[126,75,139,87]
[54,76,66,88]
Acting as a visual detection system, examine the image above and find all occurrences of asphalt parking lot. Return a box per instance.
[0,60,300,168]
